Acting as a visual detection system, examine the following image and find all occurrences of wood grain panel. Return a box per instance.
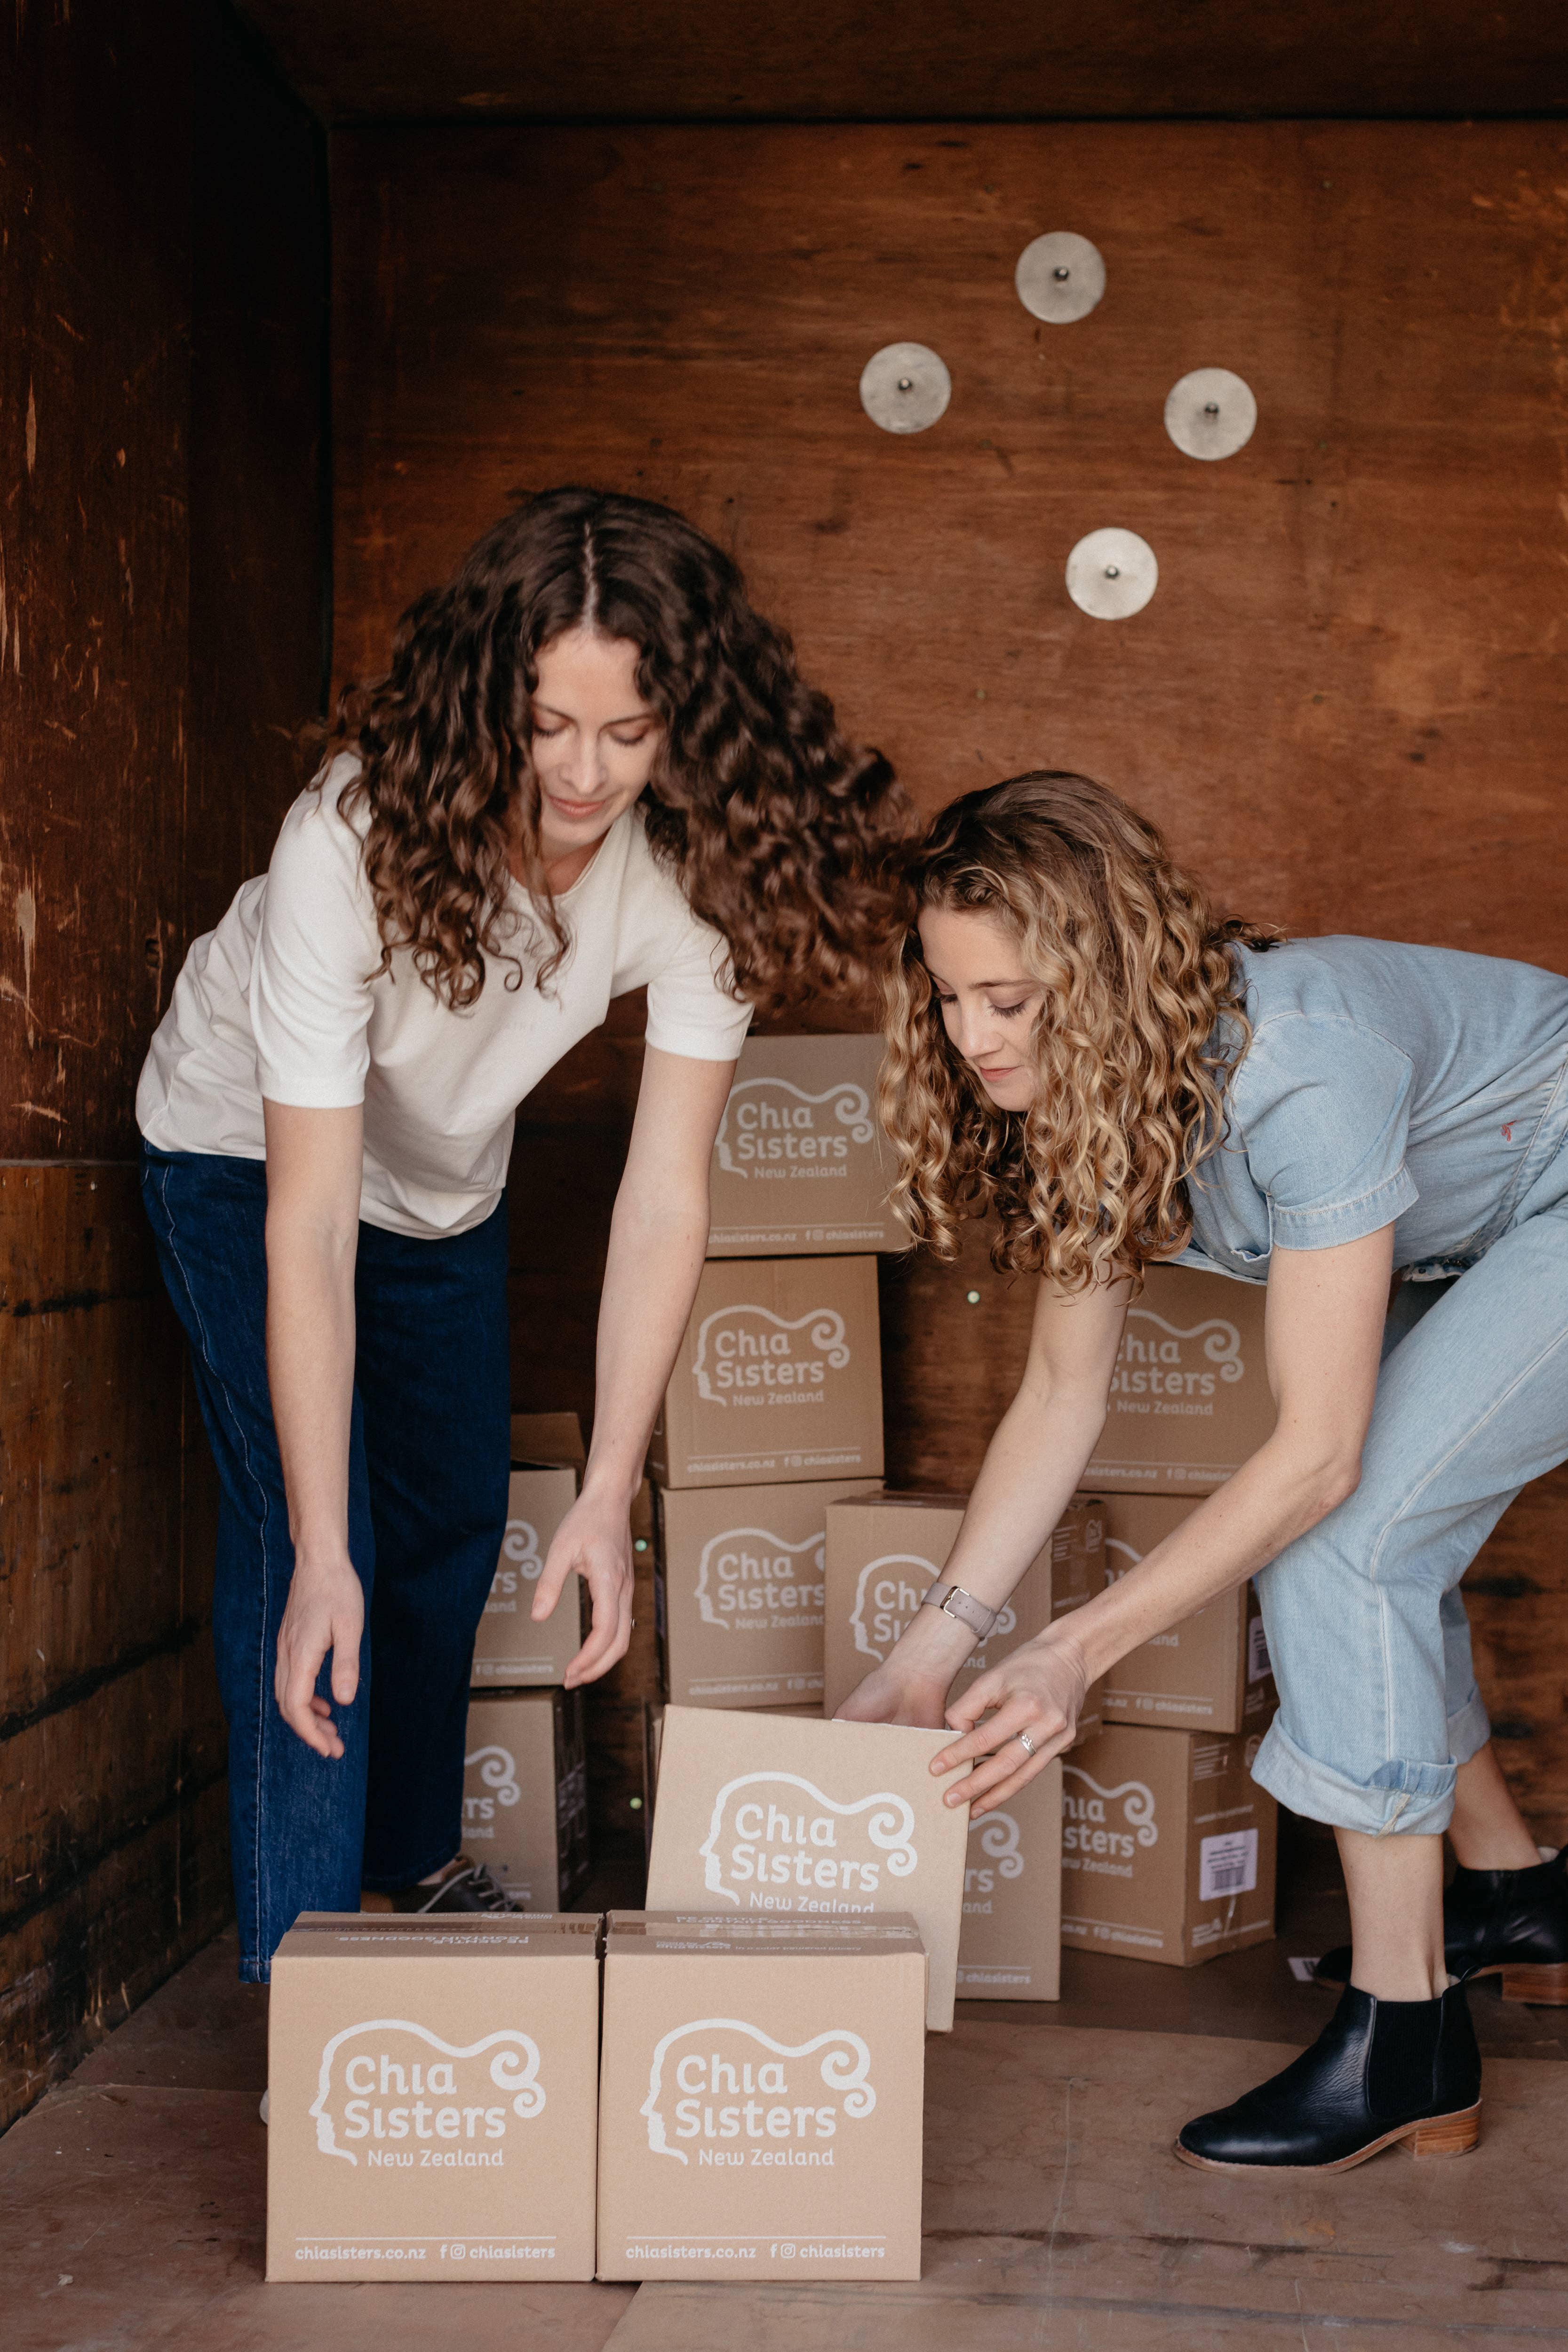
[0,0,326,2125]
[0,1166,185,1721]
[332,121,1568,971]
[0,1779,231,2130]
[236,1,1568,126]
[0,3,193,1159]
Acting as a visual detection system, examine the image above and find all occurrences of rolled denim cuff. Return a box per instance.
[1251,1716,1457,1837]
[1448,1687,1492,1770]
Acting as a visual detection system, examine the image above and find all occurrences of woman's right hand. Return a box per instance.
[274,1553,365,1758]
[834,1658,953,1728]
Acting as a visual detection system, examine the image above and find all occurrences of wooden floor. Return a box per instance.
[6,1838,1567,2352]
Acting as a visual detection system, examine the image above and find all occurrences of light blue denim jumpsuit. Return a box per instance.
[1174,937,1568,1837]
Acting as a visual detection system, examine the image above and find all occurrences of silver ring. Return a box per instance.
[1016,1730,1037,1756]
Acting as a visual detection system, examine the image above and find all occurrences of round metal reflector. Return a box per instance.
[859,342,952,434]
[1015,232,1106,324]
[1065,528,1158,620]
[1164,367,1258,460]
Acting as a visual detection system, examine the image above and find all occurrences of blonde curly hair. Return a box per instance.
[880,772,1278,1291]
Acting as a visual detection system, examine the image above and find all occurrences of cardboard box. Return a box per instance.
[822,1492,1107,1732]
[265,1912,600,2281]
[645,1705,970,2030]
[596,1911,926,2280]
[471,1459,585,1686]
[706,1033,904,1257]
[656,1478,881,1709]
[649,1256,883,1491]
[462,1688,592,1908]
[1085,1264,1276,1495]
[1059,1724,1276,1968]
[955,1758,1062,2002]
[1100,1495,1280,1735]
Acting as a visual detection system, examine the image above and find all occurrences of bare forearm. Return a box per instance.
[265,1210,357,1559]
[1067,1436,1356,1683]
[880,1382,1108,1688]
[584,1184,708,1506]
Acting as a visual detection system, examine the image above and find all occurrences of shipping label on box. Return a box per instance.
[1085,1265,1276,1495]
[471,1461,584,1685]
[265,1914,599,2281]
[1059,1724,1276,1968]
[956,1757,1062,2002]
[596,1912,925,2281]
[649,1256,883,1491]
[1099,1495,1279,1735]
[657,1478,881,1709]
[706,1033,904,1257]
[823,1493,1106,1734]
[645,1706,970,2030]
[463,1688,591,1908]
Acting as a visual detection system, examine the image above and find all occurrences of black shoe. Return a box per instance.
[1315,1847,1568,2003]
[388,1859,523,1915]
[1175,1980,1481,2173]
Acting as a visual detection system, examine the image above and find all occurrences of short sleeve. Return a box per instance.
[1231,1015,1419,1249]
[250,771,379,1107]
[643,911,754,1063]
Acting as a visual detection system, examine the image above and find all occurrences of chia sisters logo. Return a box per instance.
[699,1772,917,1908]
[310,2021,545,2164]
[692,1304,850,1405]
[642,2019,875,2162]
[1061,1764,1159,1861]
[1110,1309,1244,1402]
[695,1526,827,1629]
[715,1078,873,1177]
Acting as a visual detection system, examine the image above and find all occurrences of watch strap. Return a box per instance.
[922,1580,999,1643]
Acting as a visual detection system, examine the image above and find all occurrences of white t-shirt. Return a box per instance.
[137,755,753,1238]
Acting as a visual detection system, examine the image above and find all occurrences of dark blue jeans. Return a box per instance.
[141,1144,511,1980]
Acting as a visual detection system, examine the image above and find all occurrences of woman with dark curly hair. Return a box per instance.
[137,487,904,1983]
[841,770,1568,2174]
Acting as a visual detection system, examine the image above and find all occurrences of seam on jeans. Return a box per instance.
[153,1157,276,1969]
[1365,1310,1568,1594]
[1377,1792,1411,1836]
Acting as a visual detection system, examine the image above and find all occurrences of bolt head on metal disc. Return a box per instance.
[1164,367,1258,460]
[860,342,951,434]
[1065,528,1158,620]
[1015,232,1106,324]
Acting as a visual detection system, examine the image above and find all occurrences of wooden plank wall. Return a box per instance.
[332,120,1568,1845]
[0,1,327,2129]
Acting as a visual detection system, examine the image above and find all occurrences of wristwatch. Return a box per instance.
[921,1581,1000,1643]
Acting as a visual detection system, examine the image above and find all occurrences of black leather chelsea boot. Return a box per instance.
[1175,1980,1481,2173]
[1316,1846,1568,2002]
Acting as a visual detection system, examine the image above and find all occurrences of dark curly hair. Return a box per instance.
[331,486,909,1011]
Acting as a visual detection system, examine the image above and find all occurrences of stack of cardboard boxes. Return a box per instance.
[650,1034,896,1714]
[462,1412,595,1910]
[1068,1265,1282,1967]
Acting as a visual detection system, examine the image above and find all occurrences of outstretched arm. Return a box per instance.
[529,1045,736,1687]
[836,1268,1130,1725]
[935,1224,1394,1814]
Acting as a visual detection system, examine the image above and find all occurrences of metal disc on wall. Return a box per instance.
[1015,232,1106,324]
[860,342,951,434]
[1065,528,1158,620]
[1164,367,1257,460]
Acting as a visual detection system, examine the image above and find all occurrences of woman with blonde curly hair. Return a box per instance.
[137,486,904,1983]
[842,770,1568,2174]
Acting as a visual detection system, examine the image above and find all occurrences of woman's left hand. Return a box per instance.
[931,1626,1090,1817]
[533,1486,636,1687]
